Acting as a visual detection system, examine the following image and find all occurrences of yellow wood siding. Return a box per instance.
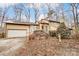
[39,23,49,33]
[49,22,59,31]
[5,23,39,38]
[6,24,29,30]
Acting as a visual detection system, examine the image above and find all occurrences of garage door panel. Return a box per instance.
[7,30,27,37]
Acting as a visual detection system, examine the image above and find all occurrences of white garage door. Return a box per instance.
[7,30,27,38]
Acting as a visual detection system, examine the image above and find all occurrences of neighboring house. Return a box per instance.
[4,22,38,38]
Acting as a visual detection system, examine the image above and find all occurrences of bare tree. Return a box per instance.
[22,3,32,22]
[70,3,79,37]
[20,4,31,22]
[26,4,31,22]
[1,6,9,27]
[54,8,59,21]
[46,3,59,21]
[57,4,66,23]
[46,3,53,20]
[0,8,3,26]
[47,9,54,19]
[32,3,40,23]
[24,3,32,39]
[14,4,24,22]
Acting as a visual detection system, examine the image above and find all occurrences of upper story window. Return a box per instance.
[42,26,44,30]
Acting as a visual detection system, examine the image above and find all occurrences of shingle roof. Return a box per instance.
[48,20,60,23]
[5,22,38,26]
[38,19,60,24]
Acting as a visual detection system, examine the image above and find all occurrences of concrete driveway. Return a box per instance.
[0,37,26,56]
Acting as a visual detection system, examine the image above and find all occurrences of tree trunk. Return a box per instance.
[58,33,61,42]
[71,3,79,39]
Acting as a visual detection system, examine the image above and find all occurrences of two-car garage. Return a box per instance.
[4,22,38,38]
[5,22,30,38]
[7,30,27,38]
